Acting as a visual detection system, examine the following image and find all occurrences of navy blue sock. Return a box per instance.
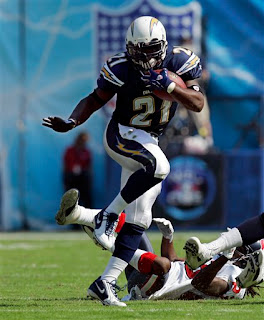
[113,222,145,263]
[237,213,264,245]
[120,168,162,204]
[124,232,153,280]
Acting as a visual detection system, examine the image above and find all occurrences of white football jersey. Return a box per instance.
[148,257,246,300]
[148,261,193,300]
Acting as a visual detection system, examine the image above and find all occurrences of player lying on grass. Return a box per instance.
[184,212,264,270]
[56,189,264,303]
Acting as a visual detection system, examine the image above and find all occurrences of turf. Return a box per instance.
[1,231,264,320]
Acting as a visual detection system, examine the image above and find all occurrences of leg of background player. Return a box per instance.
[185,213,264,266]
[203,213,264,255]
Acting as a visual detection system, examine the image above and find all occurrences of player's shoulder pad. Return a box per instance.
[171,46,200,76]
[100,52,128,87]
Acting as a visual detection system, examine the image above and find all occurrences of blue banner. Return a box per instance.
[0,0,263,229]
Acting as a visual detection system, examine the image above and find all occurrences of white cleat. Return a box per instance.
[87,278,126,307]
[55,189,80,225]
[93,210,118,251]
[236,249,264,288]
[183,237,212,270]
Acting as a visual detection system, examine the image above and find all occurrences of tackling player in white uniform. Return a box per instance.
[55,189,264,302]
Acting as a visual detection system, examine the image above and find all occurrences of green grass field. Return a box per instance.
[1,231,264,320]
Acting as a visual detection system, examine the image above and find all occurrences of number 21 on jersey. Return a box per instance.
[130,96,172,127]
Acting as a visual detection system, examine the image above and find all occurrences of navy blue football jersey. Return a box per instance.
[97,45,202,135]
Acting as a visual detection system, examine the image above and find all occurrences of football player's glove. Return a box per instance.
[141,69,174,93]
[153,218,174,243]
[183,135,213,155]
[42,117,76,132]
[222,247,236,260]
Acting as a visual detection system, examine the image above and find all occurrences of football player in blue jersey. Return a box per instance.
[43,16,204,306]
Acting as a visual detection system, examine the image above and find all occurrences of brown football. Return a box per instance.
[153,69,187,101]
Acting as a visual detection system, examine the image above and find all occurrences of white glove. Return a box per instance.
[183,135,212,155]
[153,218,174,242]
[222,247,236,259]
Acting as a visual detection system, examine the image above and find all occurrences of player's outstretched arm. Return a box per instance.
[42,88,115,132]
[69,88,115,126]
[191,255,229,297]
[160,237,185,262]
[153,218,184,262]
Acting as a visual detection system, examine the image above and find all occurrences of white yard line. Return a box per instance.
[0,231,220,241]
[0,232,89,241]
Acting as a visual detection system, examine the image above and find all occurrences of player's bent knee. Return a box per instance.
[154,160,170,180]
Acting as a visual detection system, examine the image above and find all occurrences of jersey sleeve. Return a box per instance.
[170,46,202,82]
[97,53,127,92]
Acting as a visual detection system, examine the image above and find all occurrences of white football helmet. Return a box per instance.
[126,16,168,70]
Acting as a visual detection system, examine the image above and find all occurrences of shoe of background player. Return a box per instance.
[55,189,80,225]
[121,285,144,301]
[236,249,264,288]
[87,277,126,307]
[183,237,212,270]
[93,209,118,251]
